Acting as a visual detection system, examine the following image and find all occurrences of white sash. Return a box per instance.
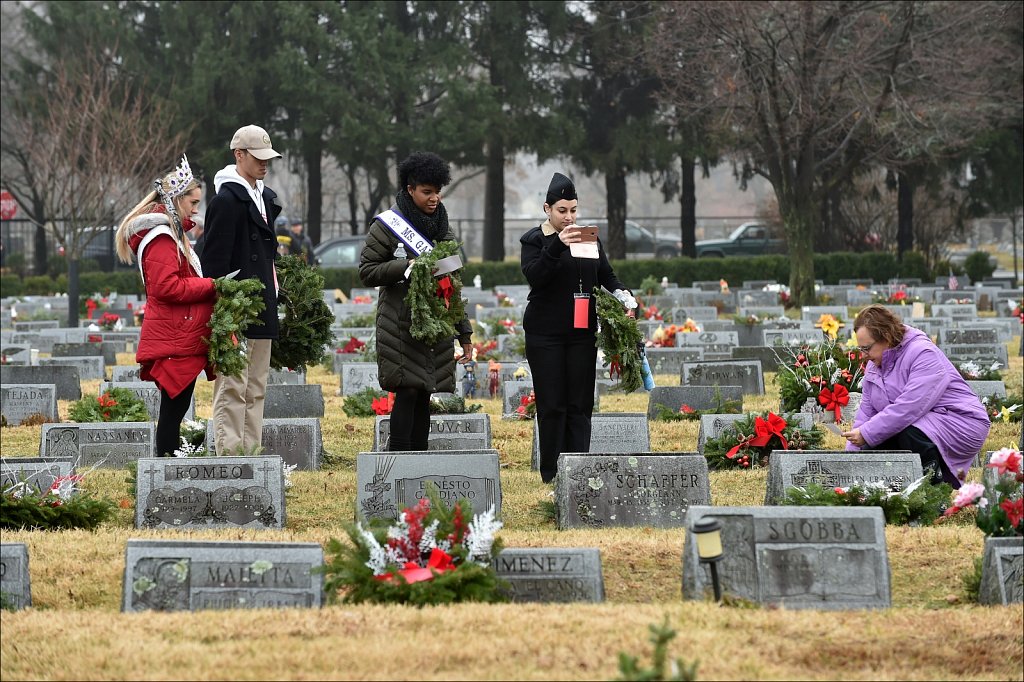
[375,209,435,257]
[137,226,204,286]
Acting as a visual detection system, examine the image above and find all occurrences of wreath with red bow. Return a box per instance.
[405,240,467,346]
[703,411,824,470]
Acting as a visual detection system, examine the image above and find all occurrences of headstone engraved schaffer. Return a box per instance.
[764,450,921,504]
[681,506,891,610]
[555,453,711,529]
[134,456,286,529]
[492,548,604,603]
[122,539,324,612]
[355,450,502,521]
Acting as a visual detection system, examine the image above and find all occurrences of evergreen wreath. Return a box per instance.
[342,386,388,417]
[2,476,115,531]
[595,289,644,393]
[69,388,150,423]
[405,241,467,346]
[206,277,265,378]
[271,255,335,371]
[702,411,824,470]
[784,477,952,526]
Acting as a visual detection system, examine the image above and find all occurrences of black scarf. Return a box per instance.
[395,190,449,243]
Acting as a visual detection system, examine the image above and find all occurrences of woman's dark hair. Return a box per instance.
[853,304,906,347]
[398,152,451,190]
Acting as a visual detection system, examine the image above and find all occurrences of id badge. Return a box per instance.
[573,292,590,329]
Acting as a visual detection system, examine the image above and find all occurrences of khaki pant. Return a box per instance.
[212,338,271,454]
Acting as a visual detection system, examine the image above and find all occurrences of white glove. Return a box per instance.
[612,288,638,310]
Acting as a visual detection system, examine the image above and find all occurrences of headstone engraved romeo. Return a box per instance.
[135,456,286,529]
[374,413,491,451]
[122,539,324,612]
[1,457,75,495]
[39,422,154,466]
[764,450,921,504]
[554,453,711,529]
[978,537,1024,605]
[1,384,57,425]
[681,506,891,610]
[339,362,380,396]
[646,386,743,421]
[681,360,765,395]
[262,384,325,419]
[493,548,604,603]
[0,543,32,610]
[531,413,650,470]
[1,365,81,400]
[99,381,195,421]
[355,450,502,521]
[205,418,322,470]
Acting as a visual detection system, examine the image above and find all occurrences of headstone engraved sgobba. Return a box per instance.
[1,384,58,426]
[978,537,1024,605]
[262,384,325,419]
[1,457,75,495]
[355,450,502,521]
[681,506,891,609]
[681,360,765,395]
[554,453,711,529]
[531,413,649,470]
[646,386,744,421]
[1,365,82,401]
[764,450,921,504]
[134,456,286,529]
[204,418,322,470]
[99,381,195,421]
[122,539,324,612]
[373,413,491,451]
[492,548,604,603]
[0,543,32,610]
[39,422,154,466]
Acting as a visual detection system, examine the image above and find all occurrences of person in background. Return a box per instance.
[288,218,314,264]
[114,155,215,457]
[520,172,636,483]
[274,215,292,257]
[842,304,990,488]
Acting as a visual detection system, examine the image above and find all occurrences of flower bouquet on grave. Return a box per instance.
[938,447,1023,536]
[957,361,1003,382]
[68,388,149,423]
[98,312,122,332]
[514,390,537,420]
[703,411,824,470]
[371,392,395,416]
[783,475,951,525]
[980,395,1023,423]
[495,290,516,307]
[814,313,844,339]
[320,484,506,605]
[339,336,366,354]
[406,241,467,347]
[1,465,115,531]
[774,336,865,413]
[352,295,374,305]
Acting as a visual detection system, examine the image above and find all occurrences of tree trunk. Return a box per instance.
[778,191,818,306]
[605,166,627,260]
[680,154,696,258]
[897,171,914,261]
[346,167,359,235]
[67,257,80,328]
[482,134,506,262]
[32,197,47,276]
[303,135,323,246]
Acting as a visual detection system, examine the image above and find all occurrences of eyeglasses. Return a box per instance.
[857,341,877,354]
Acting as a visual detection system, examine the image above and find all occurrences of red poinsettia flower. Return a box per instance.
[680,404,695,414]
[341,336,366,354]
[1000,498,1024,527]
[371,392,395,415]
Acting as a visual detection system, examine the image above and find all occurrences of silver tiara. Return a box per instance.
[158,155,194,199]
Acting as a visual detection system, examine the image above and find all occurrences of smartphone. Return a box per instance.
[576,226,598,243]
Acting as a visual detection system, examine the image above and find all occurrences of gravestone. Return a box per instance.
[555,453,711,529]
[355,449,502,521]
[731,346,784,372]
[135,456,286,529]
[332,302,376,323]
[99,381,195,421]
[765,450,921,504]
[122,539,324,612]
[40,422,154,466]
[681,360,764,395]
[493,548,604,603]
[39,356,104,380]
[267,368,306,385]
[1,457,75,495]
[940,328,1000,346]
[204,418,322,470]
[737,290,780,307]
[762,329,825,347]
[644,347,703,375]
[738,306,786,319]
[943,344,1009,368]
[932,303,978,319]
[13,320,58,332]
[502,381,535,417]
[681,506,891,609]
[0,544,31,610]
[646,386,743,420]
[978,537,1024,605]
[52,341,118,366]
[697,413,814,455]
[374,413,491,451]
[959,318,1016,343]
[800,306,848,322]
[263,384,325,419]
[339,362,380,396]
[676,331,739,359]
[111,365,143,382]
[531,413,650,470]
[1,384,57,426]
[935,290,977,305]
[1,365,82,400]
[966,381,1007,399]
[670,306,719,321]
[903,318,949,338]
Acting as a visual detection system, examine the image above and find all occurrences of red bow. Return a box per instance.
[85,298,97,319]
[818,384,850,421]
[609,355,621,380]
[435,275,454,309]
[375,548,456,584]
[725,412,789,459]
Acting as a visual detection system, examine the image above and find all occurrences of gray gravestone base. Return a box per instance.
[493,548,604,603]
[978,536,1023,605]
[0,543,32,610]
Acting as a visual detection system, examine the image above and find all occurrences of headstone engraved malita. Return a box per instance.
[492,548,604,603]
[122,539,323,611]
[681,506,891,609]
[764,451,922,504]
[1,543,32,610]
[134,456,286,529]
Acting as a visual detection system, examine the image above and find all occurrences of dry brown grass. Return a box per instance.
[0,348,1022,681]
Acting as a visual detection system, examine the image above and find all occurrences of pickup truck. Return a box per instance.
[695,222,787,257]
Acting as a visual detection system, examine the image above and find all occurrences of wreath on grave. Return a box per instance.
[774,336,865,413]
[651,387,743,422]
[271,254,335,372]
[956,361,1004,382]
[319,484,506,605]
[69,388,149,423]
[342,387,389,418]
[784,477,952,526]
[595,289,644,393]
[703,411,824,470]
[980,394,1023,423]
[205,276,265,378]
[429,395,482,415]
[1,472,115,531]
[406,241,467,346]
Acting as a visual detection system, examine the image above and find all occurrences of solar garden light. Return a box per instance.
[692,517,724,603]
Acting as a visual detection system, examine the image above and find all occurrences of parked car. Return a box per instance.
[591,220,681,259]
[313,235,366,268]
[695,222,786,257]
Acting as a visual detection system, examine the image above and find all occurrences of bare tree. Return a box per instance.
[647,1,1020,303]
[1,43,184,325]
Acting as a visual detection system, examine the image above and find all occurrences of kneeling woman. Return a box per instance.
[842,304,990,487]
[520,173,635,483]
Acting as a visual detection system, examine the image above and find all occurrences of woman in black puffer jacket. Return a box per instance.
[358,152,473,451]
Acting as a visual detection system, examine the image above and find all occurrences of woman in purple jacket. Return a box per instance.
[842,305,990,488]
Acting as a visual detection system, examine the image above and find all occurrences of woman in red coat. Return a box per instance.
[115,156,216,456]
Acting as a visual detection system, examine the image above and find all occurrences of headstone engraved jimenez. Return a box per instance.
[492,548,604,603]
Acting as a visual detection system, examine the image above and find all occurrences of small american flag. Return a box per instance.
[948,268,959,291]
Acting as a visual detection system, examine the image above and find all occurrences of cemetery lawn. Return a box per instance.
[1,349,1022,681]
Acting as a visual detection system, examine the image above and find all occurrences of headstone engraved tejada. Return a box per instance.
[492,548,604,603]
[978,537,1024,605]
[1,457,75,495]
[1,543,32,610]
[134,456,286,529]
[1,384,58,426]
[555,453,711,529]
[764,450,921,505]
[681,506,891,609]
[122,539,323,612]
[373,413,491,451]
[39,422,154,466]
[355,450,502,521]
[531,413,650,470]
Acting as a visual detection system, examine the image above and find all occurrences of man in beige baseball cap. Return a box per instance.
[229,124,282,160]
